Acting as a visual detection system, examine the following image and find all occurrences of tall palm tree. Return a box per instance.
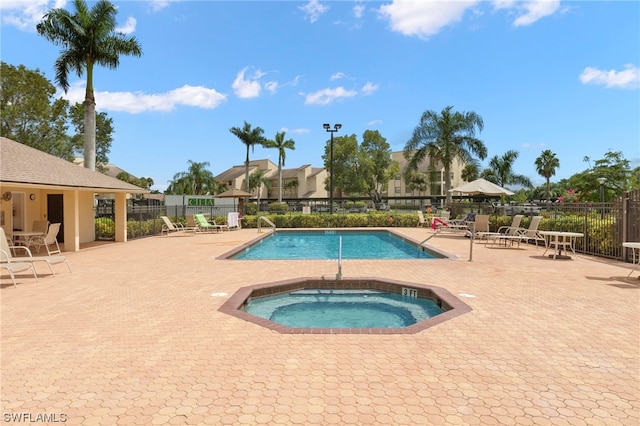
[535,149,560,202]
[481,150,533,189]
[230,121,266,193]
[37,0,142,171]
[264,131,295,203]
[404,106,487,204]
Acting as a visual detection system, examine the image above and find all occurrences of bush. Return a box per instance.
[268,202,289,214]
[244,202,258,215]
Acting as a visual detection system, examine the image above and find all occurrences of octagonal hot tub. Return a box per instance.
[218,277,471,334]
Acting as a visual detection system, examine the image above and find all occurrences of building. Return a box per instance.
[214,159,328,200]
[0,137,148,251]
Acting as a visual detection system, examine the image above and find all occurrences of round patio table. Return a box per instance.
[540,231,584,260]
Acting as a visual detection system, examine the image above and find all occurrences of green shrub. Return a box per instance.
[244,202,258,215]
[268,202,289,214]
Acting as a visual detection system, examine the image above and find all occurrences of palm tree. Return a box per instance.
[404,105,487,204]
[230,121,266,193]
[37,0,142,171]
[248,169,272,210]
[167,161,217,195]
[535,149,560,202]
[264,131,295,203]
[481,150,533,189]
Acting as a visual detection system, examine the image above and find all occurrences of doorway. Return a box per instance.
[47,194,64,242]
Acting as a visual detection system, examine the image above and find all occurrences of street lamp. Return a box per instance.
[323,123,342,214]
[597,177,606,218]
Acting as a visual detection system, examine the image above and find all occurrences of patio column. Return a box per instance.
[114,192,127,243]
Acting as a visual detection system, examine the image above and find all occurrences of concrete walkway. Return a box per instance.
[2,228,638,425]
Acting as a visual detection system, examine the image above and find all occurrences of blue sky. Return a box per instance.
[2,0,639,192]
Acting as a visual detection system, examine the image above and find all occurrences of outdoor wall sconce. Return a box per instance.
[30,194,36,201]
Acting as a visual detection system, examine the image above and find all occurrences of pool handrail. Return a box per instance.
[257,216,276,233]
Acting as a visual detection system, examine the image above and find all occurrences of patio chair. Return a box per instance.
[487,215,525,247]
[0,228,71,276]
[417,211,428,227]
[27,223,61,255]
[431,213,472,236]
[470,215,500,241]
[0,249,39,287]
[518,216,546,248]
[161,216,185,235]
[194,214,224,233]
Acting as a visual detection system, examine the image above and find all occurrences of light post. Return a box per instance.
[323,123,342,214]
[597,177,606,218]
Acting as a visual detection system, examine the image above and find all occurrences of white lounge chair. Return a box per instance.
[0,228,71,276]
[0,249,38,287]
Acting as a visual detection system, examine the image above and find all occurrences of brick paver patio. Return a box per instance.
[2,228,638,425]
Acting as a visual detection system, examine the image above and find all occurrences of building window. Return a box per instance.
[394,187,401,194]
[395,174,401,181]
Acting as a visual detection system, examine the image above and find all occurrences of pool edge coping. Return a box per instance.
[218,276,472,335]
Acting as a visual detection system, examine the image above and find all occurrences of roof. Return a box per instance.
[0,137,148,193]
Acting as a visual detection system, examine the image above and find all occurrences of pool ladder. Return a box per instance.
[257,216,276,233]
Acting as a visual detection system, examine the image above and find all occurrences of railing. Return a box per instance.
[337,236,342,280]
[257,216,276,233]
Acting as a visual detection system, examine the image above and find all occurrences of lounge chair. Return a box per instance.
[487,215,525,247]
[194,214,224,233]
[518,216,546,247]
[417,211,427,228]
[470,215,501,241]
[161,216,185,235]
[0,228,71,276]
[431,213,472,235]
[27,223,62,255]
[0,249,38,287]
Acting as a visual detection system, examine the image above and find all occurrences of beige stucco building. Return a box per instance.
[0,137,148,252]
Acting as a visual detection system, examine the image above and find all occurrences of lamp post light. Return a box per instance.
[323,123,342,214]
[597,177,606,218]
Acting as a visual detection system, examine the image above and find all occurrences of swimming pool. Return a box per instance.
[243,289,444,328]
[227,230,442,260]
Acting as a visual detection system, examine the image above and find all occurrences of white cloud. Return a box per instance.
[0,0,60,31]
[361,82,379,95]
[116,17,136,34]
[330,72,347,81]
[304,87,358,106]
[265,81,279,94]
[493,0,561,27]
[147,1,172,13]
[60,81,226,113]
[353,3,365,19]
[299,0,328,23]
[378,0,478,39]
[282,127,310,135]
[579,64,640,90]
[367,119,383,126]
[231,67,265,99]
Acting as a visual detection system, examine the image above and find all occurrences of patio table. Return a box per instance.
[540,231,584,260]
[622,242,640,278]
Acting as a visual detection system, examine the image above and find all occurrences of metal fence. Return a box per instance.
[94,191,640,264]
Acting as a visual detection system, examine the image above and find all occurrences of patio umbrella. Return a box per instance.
[450,178,514,196]
[215,188,253,211]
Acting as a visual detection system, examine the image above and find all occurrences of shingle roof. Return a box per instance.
[0,137,147,193]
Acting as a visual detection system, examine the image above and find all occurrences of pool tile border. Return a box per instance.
[218,276,472,334]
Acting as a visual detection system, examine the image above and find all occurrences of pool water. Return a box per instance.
[233,230,437,259]
[243,289,444,328]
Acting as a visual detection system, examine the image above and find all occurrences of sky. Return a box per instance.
[1,0,639,192]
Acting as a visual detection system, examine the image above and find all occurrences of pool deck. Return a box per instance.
[1,228,638,425]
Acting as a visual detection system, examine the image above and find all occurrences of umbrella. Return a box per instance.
[215,188,253,212]
[450,178,514,196]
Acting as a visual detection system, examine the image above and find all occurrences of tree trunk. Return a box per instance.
[83,95,96,171]
[278,162,283,203]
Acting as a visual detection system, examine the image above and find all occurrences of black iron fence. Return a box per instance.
[94,191,639,264]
